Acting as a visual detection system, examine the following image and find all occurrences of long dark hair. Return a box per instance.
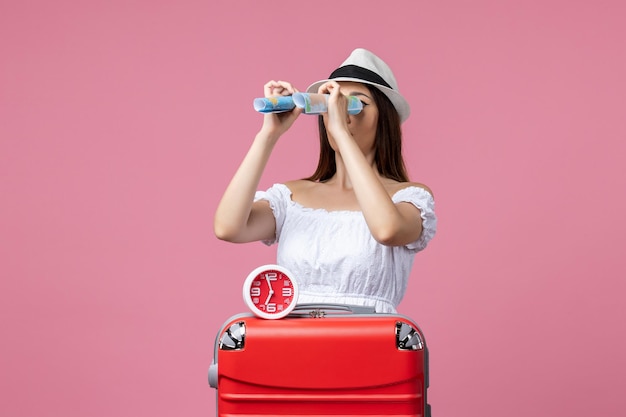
[305,84,409,182]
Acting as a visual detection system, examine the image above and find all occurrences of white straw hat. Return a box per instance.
[306,48,410,123]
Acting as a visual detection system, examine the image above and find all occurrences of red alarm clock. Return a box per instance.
[242,265,299,319]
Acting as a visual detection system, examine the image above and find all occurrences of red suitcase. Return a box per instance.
[208,304,431,416]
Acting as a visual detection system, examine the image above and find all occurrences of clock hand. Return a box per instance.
[265,276,275,305]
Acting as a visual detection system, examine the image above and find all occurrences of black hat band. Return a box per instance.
[329,64,393,90]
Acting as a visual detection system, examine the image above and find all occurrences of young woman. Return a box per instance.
[214,48,437,313]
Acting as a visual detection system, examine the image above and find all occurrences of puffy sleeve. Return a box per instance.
[253,183,291,246]
[392,186,437,252]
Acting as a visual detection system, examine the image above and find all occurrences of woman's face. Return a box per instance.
[323,81,379,156]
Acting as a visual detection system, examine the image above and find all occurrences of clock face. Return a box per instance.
[243,265,298,319]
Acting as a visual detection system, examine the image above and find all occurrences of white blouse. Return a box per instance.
[254,183,437,313]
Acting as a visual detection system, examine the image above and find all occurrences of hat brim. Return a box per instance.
[306,77,410,123]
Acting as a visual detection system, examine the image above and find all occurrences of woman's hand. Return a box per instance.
[318,81,351,139]
[259,80,302,140]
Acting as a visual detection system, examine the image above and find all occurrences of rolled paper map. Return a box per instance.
[253,96,296,113]
[253,93,363,115]
[292,93,363,115]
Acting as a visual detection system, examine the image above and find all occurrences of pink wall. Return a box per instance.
[1,1,624,416]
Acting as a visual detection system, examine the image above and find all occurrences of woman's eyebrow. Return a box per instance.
[348,91,371,99]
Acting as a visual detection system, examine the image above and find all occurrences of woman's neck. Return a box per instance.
[328,153,379,190]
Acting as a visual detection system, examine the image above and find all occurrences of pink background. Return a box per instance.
[1,1,625,416]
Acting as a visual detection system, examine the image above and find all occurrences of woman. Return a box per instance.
[214,48,437,313]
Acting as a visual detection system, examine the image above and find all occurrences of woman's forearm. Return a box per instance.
[335,132,422,246]
[213,132,278,242]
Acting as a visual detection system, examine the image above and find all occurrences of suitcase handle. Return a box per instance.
[291,303,377,316]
